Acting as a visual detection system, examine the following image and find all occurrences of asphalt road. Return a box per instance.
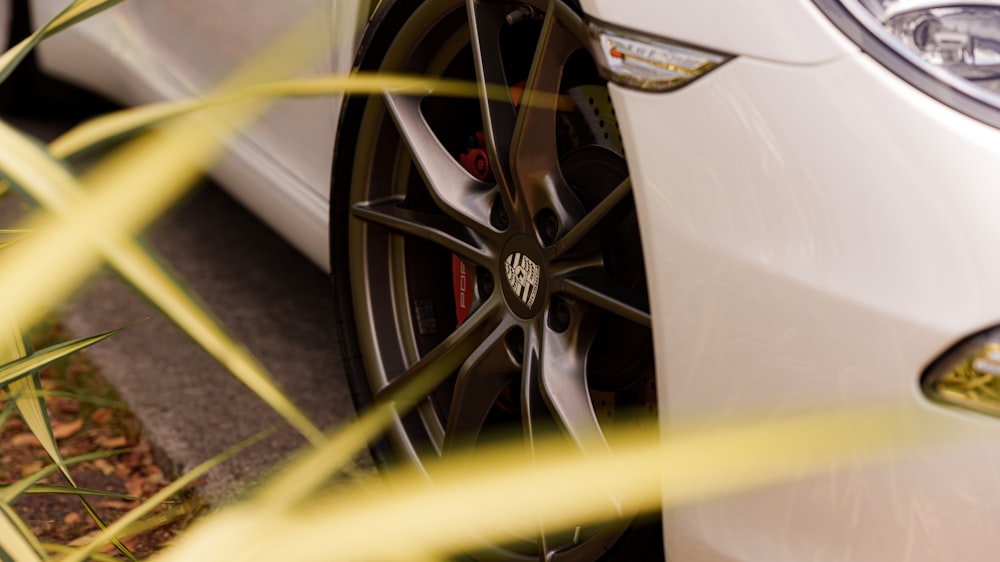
[5,113,365,504]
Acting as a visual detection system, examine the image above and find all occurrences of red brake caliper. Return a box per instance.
[452,129,490,329]
[451,82,530,414]
[451,255,471,327]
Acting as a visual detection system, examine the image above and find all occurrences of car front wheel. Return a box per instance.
[332,1,660,559]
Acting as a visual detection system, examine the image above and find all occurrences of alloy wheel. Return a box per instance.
[339,1,657,559]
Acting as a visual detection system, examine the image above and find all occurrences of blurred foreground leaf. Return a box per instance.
[153,404,963,562]
[0,0,365,444]
[0,502,44,561]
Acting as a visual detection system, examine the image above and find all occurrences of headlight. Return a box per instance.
[813,0,1000,127]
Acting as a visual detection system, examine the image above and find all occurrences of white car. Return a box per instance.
[12,0,1000,560]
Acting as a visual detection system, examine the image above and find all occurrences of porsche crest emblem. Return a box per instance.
[504,252,540,308]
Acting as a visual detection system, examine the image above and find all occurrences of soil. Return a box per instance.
[0,319,200,559]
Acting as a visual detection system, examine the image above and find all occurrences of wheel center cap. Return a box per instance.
[500,234,547,319]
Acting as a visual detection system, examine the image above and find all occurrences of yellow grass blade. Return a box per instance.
[0,0,124,84]
[256,326,483,509]
[0,229,32,252]
[0,503,45,562]
[0,112,324,446]
[7,373,64,472]
[59,429,275,562]
[50,74,485,159]
[42,544,118,562]
[0,0,370,446]
[47,0,126,35]
[0,315,68,484]
[0,326,128,388]
[0,303,133,561]
[107,247,326,438]
[152,405,966,562]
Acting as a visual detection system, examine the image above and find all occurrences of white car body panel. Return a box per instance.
[30,0,364,268]
[24,0,1000,559]
[615,50,1000,560]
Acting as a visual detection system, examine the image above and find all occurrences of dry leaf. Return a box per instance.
[99,499,138,510]
[93,457,116,476]
[10,432,37,447]
[51,417,84,439]
[63,511,82,525]
[90,408,113,424]
[125,476,144,498]
[97,435,127,449]
[68,529,100,547]
[145,467,166,485]
[53,398,79,414]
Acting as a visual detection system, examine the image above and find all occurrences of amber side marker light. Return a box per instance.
[588,20,732,92]
[923,330,1000,418]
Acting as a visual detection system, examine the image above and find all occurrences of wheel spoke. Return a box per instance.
[558,271,651,328]
[551,178,633,259]
[467,0,518,205]
[519,321,547,447]
[509,3,586,230]
[383,91,496,234]
[352,196,495,267]
[539,307,626,520]
[375,300,503,410]
[517,322,556,558]
[538,305,613,461]
[442,319,519,453]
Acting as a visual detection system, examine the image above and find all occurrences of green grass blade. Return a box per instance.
[0,314,135,560]
[0,396,18,427]
[0,326,128,388]
[8,484,139,501]
[0,449,129,504]
[26,390,122,409]
[77,497,137,561]
[59,429,275,562]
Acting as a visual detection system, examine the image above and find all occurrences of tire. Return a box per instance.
[331,1,662,560]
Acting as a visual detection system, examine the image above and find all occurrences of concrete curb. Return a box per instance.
[58,185,365,504]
